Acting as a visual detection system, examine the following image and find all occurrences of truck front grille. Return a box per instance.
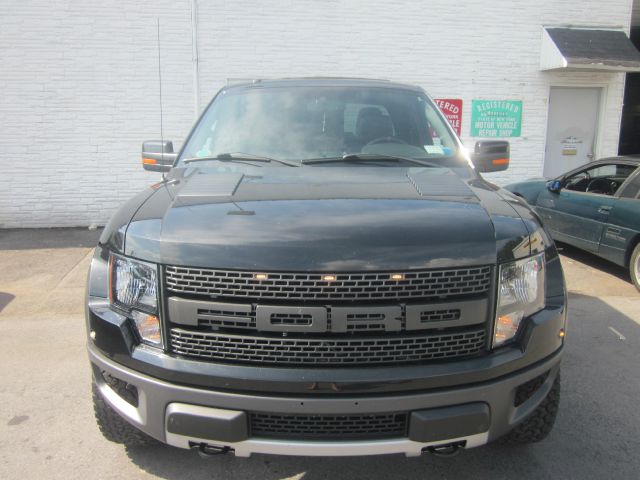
[164,265,492,301]
[250,412,408,440]
[169,328,486,366]
[165,265,493,367]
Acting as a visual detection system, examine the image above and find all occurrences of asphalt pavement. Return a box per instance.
[0,228,639,480]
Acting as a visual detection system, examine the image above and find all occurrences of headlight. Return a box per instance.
[109,254,162,347]
[494,253,545,347]
[110,254,158,312]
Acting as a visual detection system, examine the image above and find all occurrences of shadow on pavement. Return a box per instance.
[0,292,15,312]
[556,241,631,284]
[0,227,103,250]
[122,292,640,479]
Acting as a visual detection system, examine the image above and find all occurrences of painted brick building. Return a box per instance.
[2,0,640,227]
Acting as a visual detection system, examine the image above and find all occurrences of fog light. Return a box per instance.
[101,370,139,407]
[494,312,523,345]
[131,310,162,347]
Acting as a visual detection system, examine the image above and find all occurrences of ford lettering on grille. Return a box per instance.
[167,297,488,333]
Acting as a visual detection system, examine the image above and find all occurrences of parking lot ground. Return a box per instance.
[0,229,639,480]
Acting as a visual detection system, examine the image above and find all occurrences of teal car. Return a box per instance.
[505,156,640,291]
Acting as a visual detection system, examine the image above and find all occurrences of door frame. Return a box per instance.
[543,83,608,177]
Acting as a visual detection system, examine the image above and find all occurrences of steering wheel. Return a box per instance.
[364,136,409,147]
[586,178,615,195]
[565,172,590,190]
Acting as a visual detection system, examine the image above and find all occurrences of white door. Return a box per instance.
[543,87,601,178]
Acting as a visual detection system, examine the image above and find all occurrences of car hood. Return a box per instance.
[505,177,548,188]
[108,167,539,271]
[504,178,550,206]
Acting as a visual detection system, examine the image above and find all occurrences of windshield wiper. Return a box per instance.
[300,153,443,168]
[183,153,299,167]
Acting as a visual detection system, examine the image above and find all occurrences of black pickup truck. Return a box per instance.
[86,78,566,458]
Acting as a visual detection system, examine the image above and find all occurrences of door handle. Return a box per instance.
[598,206,612,214]
[586,153,594,159]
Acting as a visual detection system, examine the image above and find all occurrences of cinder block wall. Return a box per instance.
[0,0,633,227]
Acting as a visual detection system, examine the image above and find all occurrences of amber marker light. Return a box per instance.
[494,314,520,344]
[390,273,405,281]
[254,273,268,280]
[559,329,566,338]
[131,311,162,346]
[142,157,158,165]
[322,275,336,281]
[108,254,114,303]
[492,158,509,166]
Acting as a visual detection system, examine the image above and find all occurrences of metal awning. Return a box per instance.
[540,27,640,72]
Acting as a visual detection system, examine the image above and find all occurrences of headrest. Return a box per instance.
[355,107,394,142]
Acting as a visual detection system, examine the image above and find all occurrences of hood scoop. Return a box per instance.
[175,173,243,204]
[408,169,474,197]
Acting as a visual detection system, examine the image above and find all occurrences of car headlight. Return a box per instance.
[109,254,162,347]
[494,253,545,347]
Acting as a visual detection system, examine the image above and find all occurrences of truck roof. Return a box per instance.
[224,77,425,93]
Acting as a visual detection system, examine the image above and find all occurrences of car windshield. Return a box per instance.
[179,85,463,166]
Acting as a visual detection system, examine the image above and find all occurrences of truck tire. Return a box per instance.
[630,243,640,292]
[92,383,157,447]
[501,375,560,444]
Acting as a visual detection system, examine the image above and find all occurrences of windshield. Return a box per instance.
[179,86,463,166]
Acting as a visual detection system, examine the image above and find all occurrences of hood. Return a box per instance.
[118,167,536,271]
[503,178,550,206]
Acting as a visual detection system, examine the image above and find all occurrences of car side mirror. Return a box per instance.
[547,180,562,193]
[471,141,510,172]
[141,140,177,172]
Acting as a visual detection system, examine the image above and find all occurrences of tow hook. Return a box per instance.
[190,442,232,458]
[423,441,465,457]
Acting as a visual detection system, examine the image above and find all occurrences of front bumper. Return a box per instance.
[90,342,562,457]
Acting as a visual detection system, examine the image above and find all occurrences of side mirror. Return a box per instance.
[142,140,177,172]
[471,141,510,173]
[547,179,562,193]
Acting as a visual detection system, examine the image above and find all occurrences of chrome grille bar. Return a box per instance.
[165,265,492,301]
[170,328,487,366]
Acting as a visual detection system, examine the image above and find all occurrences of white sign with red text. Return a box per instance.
[434,98,463,136]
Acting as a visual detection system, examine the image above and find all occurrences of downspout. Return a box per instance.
[191,0,200,118]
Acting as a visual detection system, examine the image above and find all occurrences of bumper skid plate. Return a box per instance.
[164,402,491,457]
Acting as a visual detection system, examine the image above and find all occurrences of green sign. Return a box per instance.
[470,100,522,137]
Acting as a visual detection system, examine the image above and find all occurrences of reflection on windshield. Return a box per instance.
[180,86,461,165]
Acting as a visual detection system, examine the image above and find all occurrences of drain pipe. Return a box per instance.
[190,0,200,118]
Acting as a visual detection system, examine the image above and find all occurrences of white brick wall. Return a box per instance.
[0,0,634,227]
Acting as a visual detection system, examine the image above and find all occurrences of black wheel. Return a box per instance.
[501,375,560,444]
[630,243,640,292]
[92,383,157,447]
